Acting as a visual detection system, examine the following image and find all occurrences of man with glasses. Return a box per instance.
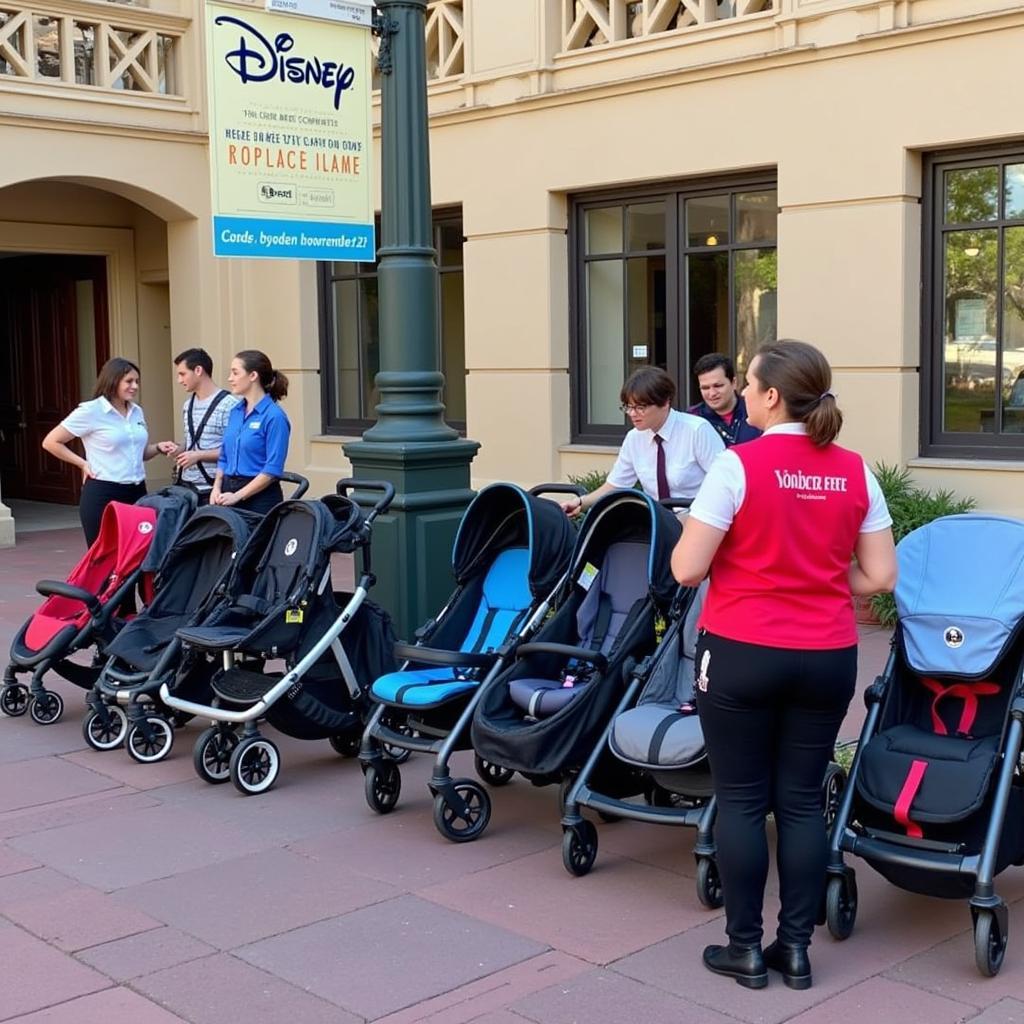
[688,353,761,447]
[561,366,724,518]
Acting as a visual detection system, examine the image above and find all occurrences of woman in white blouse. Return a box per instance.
[42,358,170,545]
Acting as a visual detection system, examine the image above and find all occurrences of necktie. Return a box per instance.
[654,434,669,500]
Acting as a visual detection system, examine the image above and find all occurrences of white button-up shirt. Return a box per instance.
[61,397,149,484]
[606,407,725,500]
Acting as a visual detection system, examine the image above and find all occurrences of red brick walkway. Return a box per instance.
[1,529,1022,1023]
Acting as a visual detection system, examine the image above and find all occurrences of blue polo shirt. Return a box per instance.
[217,394,290,477]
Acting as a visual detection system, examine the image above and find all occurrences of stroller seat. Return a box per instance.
[371,547,531,708]
[509,541,649,719]
[610,581,706,769]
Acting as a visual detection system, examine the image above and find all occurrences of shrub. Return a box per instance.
[567,469,608,493]
[868,463,976,627]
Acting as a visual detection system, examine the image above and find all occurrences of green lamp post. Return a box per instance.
[343,0,479,640]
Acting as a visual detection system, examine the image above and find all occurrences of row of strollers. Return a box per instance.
[3,479,1024,978]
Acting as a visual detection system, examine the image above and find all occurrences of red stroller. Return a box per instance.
[2,488,196,726]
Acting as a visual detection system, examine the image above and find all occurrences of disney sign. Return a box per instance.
[215,15,358,111]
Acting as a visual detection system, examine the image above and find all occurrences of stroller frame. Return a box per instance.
[359,483,580,841]
[558,584,719,891]
[158,479,394,795]
[825,642,1024,976]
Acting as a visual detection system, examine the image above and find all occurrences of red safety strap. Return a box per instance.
[920,677,1001,737]
[893,759,928,838]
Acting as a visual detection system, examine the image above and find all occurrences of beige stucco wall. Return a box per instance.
[2,0,1024,539]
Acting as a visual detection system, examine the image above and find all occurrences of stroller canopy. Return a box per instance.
[136,486,198,571]
[570,490,681,605]
[452,483,575,598]
[156,505,257,583]
[896,514,1024,678]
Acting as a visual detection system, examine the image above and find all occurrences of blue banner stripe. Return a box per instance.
[213,215,375,260]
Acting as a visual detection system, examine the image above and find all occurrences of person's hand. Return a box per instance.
[210,487,223,505]
[217,491,242,507]
[560,496,584,519]
[156,441,180,457]
[81,462,94,482]
[174,450,204,469]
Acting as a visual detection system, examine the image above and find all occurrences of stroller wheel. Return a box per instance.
[695,856,723,909]
[329,733,361,758]
[29,690,64,726]
[433,780,491,843]
[1,683,30,718]
[82,706,129,751]
[821,762,846,828]
[825,872,858,941]
[474,755,515,787]
[974,907,1008,977]
[230,736,280,796]
[562,820,598,876]
[126,716,175,764]
[193,727,239,784]
[364,761,402,814]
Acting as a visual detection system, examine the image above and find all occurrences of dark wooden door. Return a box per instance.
[0,256,109,504]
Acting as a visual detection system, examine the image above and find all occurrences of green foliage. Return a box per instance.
[868,463,976,626]
[568,469,608,493]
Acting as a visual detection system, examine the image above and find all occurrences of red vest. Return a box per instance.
[699,433,869,649]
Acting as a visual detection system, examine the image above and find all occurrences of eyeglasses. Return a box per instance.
[619,403,651,415]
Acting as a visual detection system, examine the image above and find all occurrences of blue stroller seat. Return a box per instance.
[371,547,532,708]
[509,542,649,719]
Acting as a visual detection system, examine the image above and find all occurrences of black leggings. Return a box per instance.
[80,479,147,547]
[695,631,857,948]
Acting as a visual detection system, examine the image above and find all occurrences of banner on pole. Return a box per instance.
[206,0,374,260]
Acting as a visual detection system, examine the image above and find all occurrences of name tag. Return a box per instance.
[249,421,261,430]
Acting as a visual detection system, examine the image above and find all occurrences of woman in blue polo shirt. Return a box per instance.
[211,350,291,516]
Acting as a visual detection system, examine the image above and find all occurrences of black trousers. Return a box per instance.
[695,631,857,947]
[80,479,147,547]
[222,475,283,517]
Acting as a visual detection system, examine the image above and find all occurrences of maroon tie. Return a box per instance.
[654,434,669,500]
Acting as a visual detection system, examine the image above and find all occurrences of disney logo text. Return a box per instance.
[215,15,357,111]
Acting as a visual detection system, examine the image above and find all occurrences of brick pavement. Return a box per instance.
[1,527,1022,1023]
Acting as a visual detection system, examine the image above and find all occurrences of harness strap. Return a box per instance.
[893,758,928,838]
[920,676,1001,737]
[469,607,499,654]
[183,389,230,486]
[589,592,614,654]
[647,711,686,766]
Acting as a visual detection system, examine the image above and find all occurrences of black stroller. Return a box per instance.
[469,489,682,843]
[83,505,261,761]
[159,480,396,795]
[3,486,196,726]
[359,483,576,841]
[826,514,1024,976]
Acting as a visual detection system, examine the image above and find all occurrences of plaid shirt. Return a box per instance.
[180,391,238,488]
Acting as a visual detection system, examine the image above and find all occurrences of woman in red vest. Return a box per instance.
[671,340,897,991]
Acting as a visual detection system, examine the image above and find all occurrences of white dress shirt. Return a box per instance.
[606,408,725,500]
[689,422,892,533]
[61,397,149,484]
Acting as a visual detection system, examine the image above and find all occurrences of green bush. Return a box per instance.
[868,463,976,626]
[568,469,608,493]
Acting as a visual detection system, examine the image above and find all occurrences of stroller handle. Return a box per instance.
[529,483,586,499]
[35,580,102,616]
[516,641,607,672]
[336,478,396,524]
[279,472,310,499]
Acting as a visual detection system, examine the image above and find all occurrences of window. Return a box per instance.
[319,211,465,434]
[924,147,1024,457]
[571,177,777,442]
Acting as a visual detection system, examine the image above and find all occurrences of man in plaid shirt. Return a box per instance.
[156,348,238,505]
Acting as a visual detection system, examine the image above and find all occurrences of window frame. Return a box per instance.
[569,172,778,445]
[922,144,1024,459]
[318,207,466,436]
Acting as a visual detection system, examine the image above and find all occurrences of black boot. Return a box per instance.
[763,940,812,990]
[702,943,768,989]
